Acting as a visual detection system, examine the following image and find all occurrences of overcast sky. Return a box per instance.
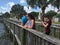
[0,0,58,13]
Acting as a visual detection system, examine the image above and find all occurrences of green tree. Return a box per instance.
[31,12,39,19]
[10,4,25,17]
[46,10,57,18]
[55,14,60,18]
[3,12,10,18]
[27,0,54,20]
[52,0,60,10]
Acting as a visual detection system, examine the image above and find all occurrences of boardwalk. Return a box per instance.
[3,18,60,45]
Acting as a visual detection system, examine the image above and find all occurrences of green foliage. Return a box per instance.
[27,0,58,13]
[31,12,39,17]
[3,12,10,18]
[27,0,53,8]
[10,4,25,17]
[27,0,55,20]
[55,14,60,18]
[52,0,60,9]
[45,10,57,18]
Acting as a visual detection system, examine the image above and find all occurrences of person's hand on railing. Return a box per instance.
[24,25,28,28]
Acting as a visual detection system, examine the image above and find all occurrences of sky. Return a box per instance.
[0,0,58,13]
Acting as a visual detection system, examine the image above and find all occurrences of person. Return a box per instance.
[20,13,28,45]
[24,13,35,45]
[43,16,52,35]
[24,13,35,29]
[21,13,28,26]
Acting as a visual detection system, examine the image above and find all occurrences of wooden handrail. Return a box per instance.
[4,18,60,39]
[3,18,60,45]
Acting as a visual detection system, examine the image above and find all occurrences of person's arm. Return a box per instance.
[19,17,23,25]
[20,23,23,26]
[43,22,48,27]
[28,20,34,29]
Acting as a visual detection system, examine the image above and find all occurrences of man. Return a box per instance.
[21,13,28,26]
[20,12,28,45]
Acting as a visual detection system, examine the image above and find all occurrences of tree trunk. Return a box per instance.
[41,8,45,21]
[38,9,41,20]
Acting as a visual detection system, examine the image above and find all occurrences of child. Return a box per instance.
[43,16,52,35]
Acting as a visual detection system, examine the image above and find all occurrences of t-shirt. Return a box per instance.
[21,16,28,25]
[45,19,51,32]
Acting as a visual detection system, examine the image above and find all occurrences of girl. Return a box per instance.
[24,13,35,45]
[24,13,35,29]
[43,16,52,35]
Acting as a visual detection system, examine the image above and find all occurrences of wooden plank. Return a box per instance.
[7,25,21,45]
[15,34,21,45]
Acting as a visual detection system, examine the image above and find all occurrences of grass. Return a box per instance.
[53,22,60,24]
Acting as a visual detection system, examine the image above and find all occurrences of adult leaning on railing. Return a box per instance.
[3,18,60,45]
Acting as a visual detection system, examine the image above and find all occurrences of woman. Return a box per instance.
[24,13,35,45]
[43,16,52,35]
[24,13,35,29]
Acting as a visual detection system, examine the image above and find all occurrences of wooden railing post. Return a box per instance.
[12,24,15,45]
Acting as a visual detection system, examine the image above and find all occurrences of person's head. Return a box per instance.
[44,15,51,22]
[22,12,27,16]
[27,13,35,20]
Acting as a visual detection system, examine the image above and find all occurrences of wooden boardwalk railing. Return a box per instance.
[8,18,60,39]
[36,23,60,39]
[3,18,60,45]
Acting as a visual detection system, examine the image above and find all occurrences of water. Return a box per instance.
[0,23,5,37]
[0,22,13,45]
